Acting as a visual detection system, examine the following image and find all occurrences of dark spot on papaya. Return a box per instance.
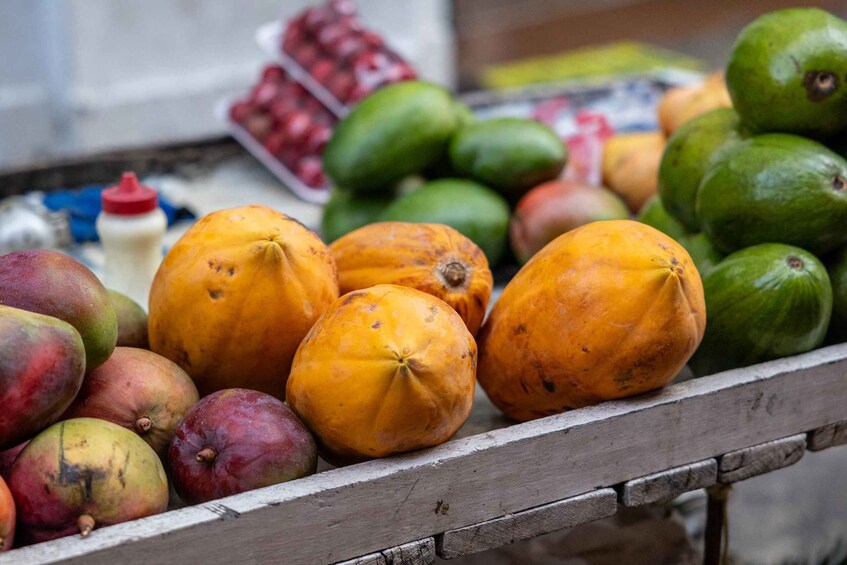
[406,358,425,372]
[474,295,484,308]
[581,345,590,353]
[368,303,377,311]
[208,289,223,300]
[514,324,527,335]
[371,321,382,329]
[207,260,214,269]
[519,380,529,393]
[340,291,365,306]
[215,265,221,273]
[803,70,839,102]
[787,255,804,270]
[541,379,556,393]
[228,267,235,276]
[461,351,467,359]
[833,175,846,192]
[670,257,679,266]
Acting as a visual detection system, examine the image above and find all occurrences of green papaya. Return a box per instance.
[320,189,394,243]
[689,243,832,376]
[696,134,847,255]
[658,108,745,231]
[726,8,847,139]
[322,81,458,194]
[378,178,510,265]
[449,118,567,200]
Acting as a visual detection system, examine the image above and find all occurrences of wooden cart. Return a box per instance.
[3,340,846,565]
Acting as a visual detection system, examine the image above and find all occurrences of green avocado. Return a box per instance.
[453,100,477,128]
[378,178,510,265]
[638,195,690,241]
[726,8,847,139]
[696,133,847,255]
[826,246,847,343]
[637,195,724,277]
[689,243,832,376]
[449,118,567,200]
[658,108,746,231]
[320,188,394,243]
[678,232,724,278]
[322,81,458,194]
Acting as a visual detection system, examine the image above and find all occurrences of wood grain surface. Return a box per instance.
[619,459,717,507]
[335,538,435,565]
[717,434,807,484]
[436,489,617,558]
[807,420,847,452]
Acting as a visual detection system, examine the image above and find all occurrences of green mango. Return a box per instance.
[658,108,745,231]
[320,189,394,243]
[322,81,458,194]
[697,134,847,255]
[449,118,567,200]
[690,243,832,376]
[726,8,847,139]
[378,178,510,265]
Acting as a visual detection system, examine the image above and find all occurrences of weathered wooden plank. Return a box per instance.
[717,434,807,484]
[807,420,847,451]
[4,344,847,565]
[619,459,717,507]
[436,488,617,559]
[335,538,435,565]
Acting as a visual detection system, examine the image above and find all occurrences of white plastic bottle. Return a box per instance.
[96,172,167,309]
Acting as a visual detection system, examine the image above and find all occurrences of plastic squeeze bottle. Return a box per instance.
[96,172,167,309]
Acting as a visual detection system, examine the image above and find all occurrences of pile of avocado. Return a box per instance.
[640,8,847,376]
[320,80,567,266]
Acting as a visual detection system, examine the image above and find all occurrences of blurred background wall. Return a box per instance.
[2,0,845,172]
[0,0,453,171]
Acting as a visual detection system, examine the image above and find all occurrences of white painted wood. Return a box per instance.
[335,538,435,565]
[4,344,847,565]
[717,434,807,484]
[436,488,617,558]
[619,459,717,507]
[808,420,847,452]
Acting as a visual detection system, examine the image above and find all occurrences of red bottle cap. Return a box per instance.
[101,172,159,215]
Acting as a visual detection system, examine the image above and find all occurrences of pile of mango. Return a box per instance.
[641,7,847,375]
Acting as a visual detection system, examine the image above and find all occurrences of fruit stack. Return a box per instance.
[225,1,416,201]
[639,8,847,375]
[318,79,571,268]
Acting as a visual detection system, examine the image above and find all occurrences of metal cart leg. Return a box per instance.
[704,484,731,565]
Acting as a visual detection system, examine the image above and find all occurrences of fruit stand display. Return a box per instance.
[4,5,847,565]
